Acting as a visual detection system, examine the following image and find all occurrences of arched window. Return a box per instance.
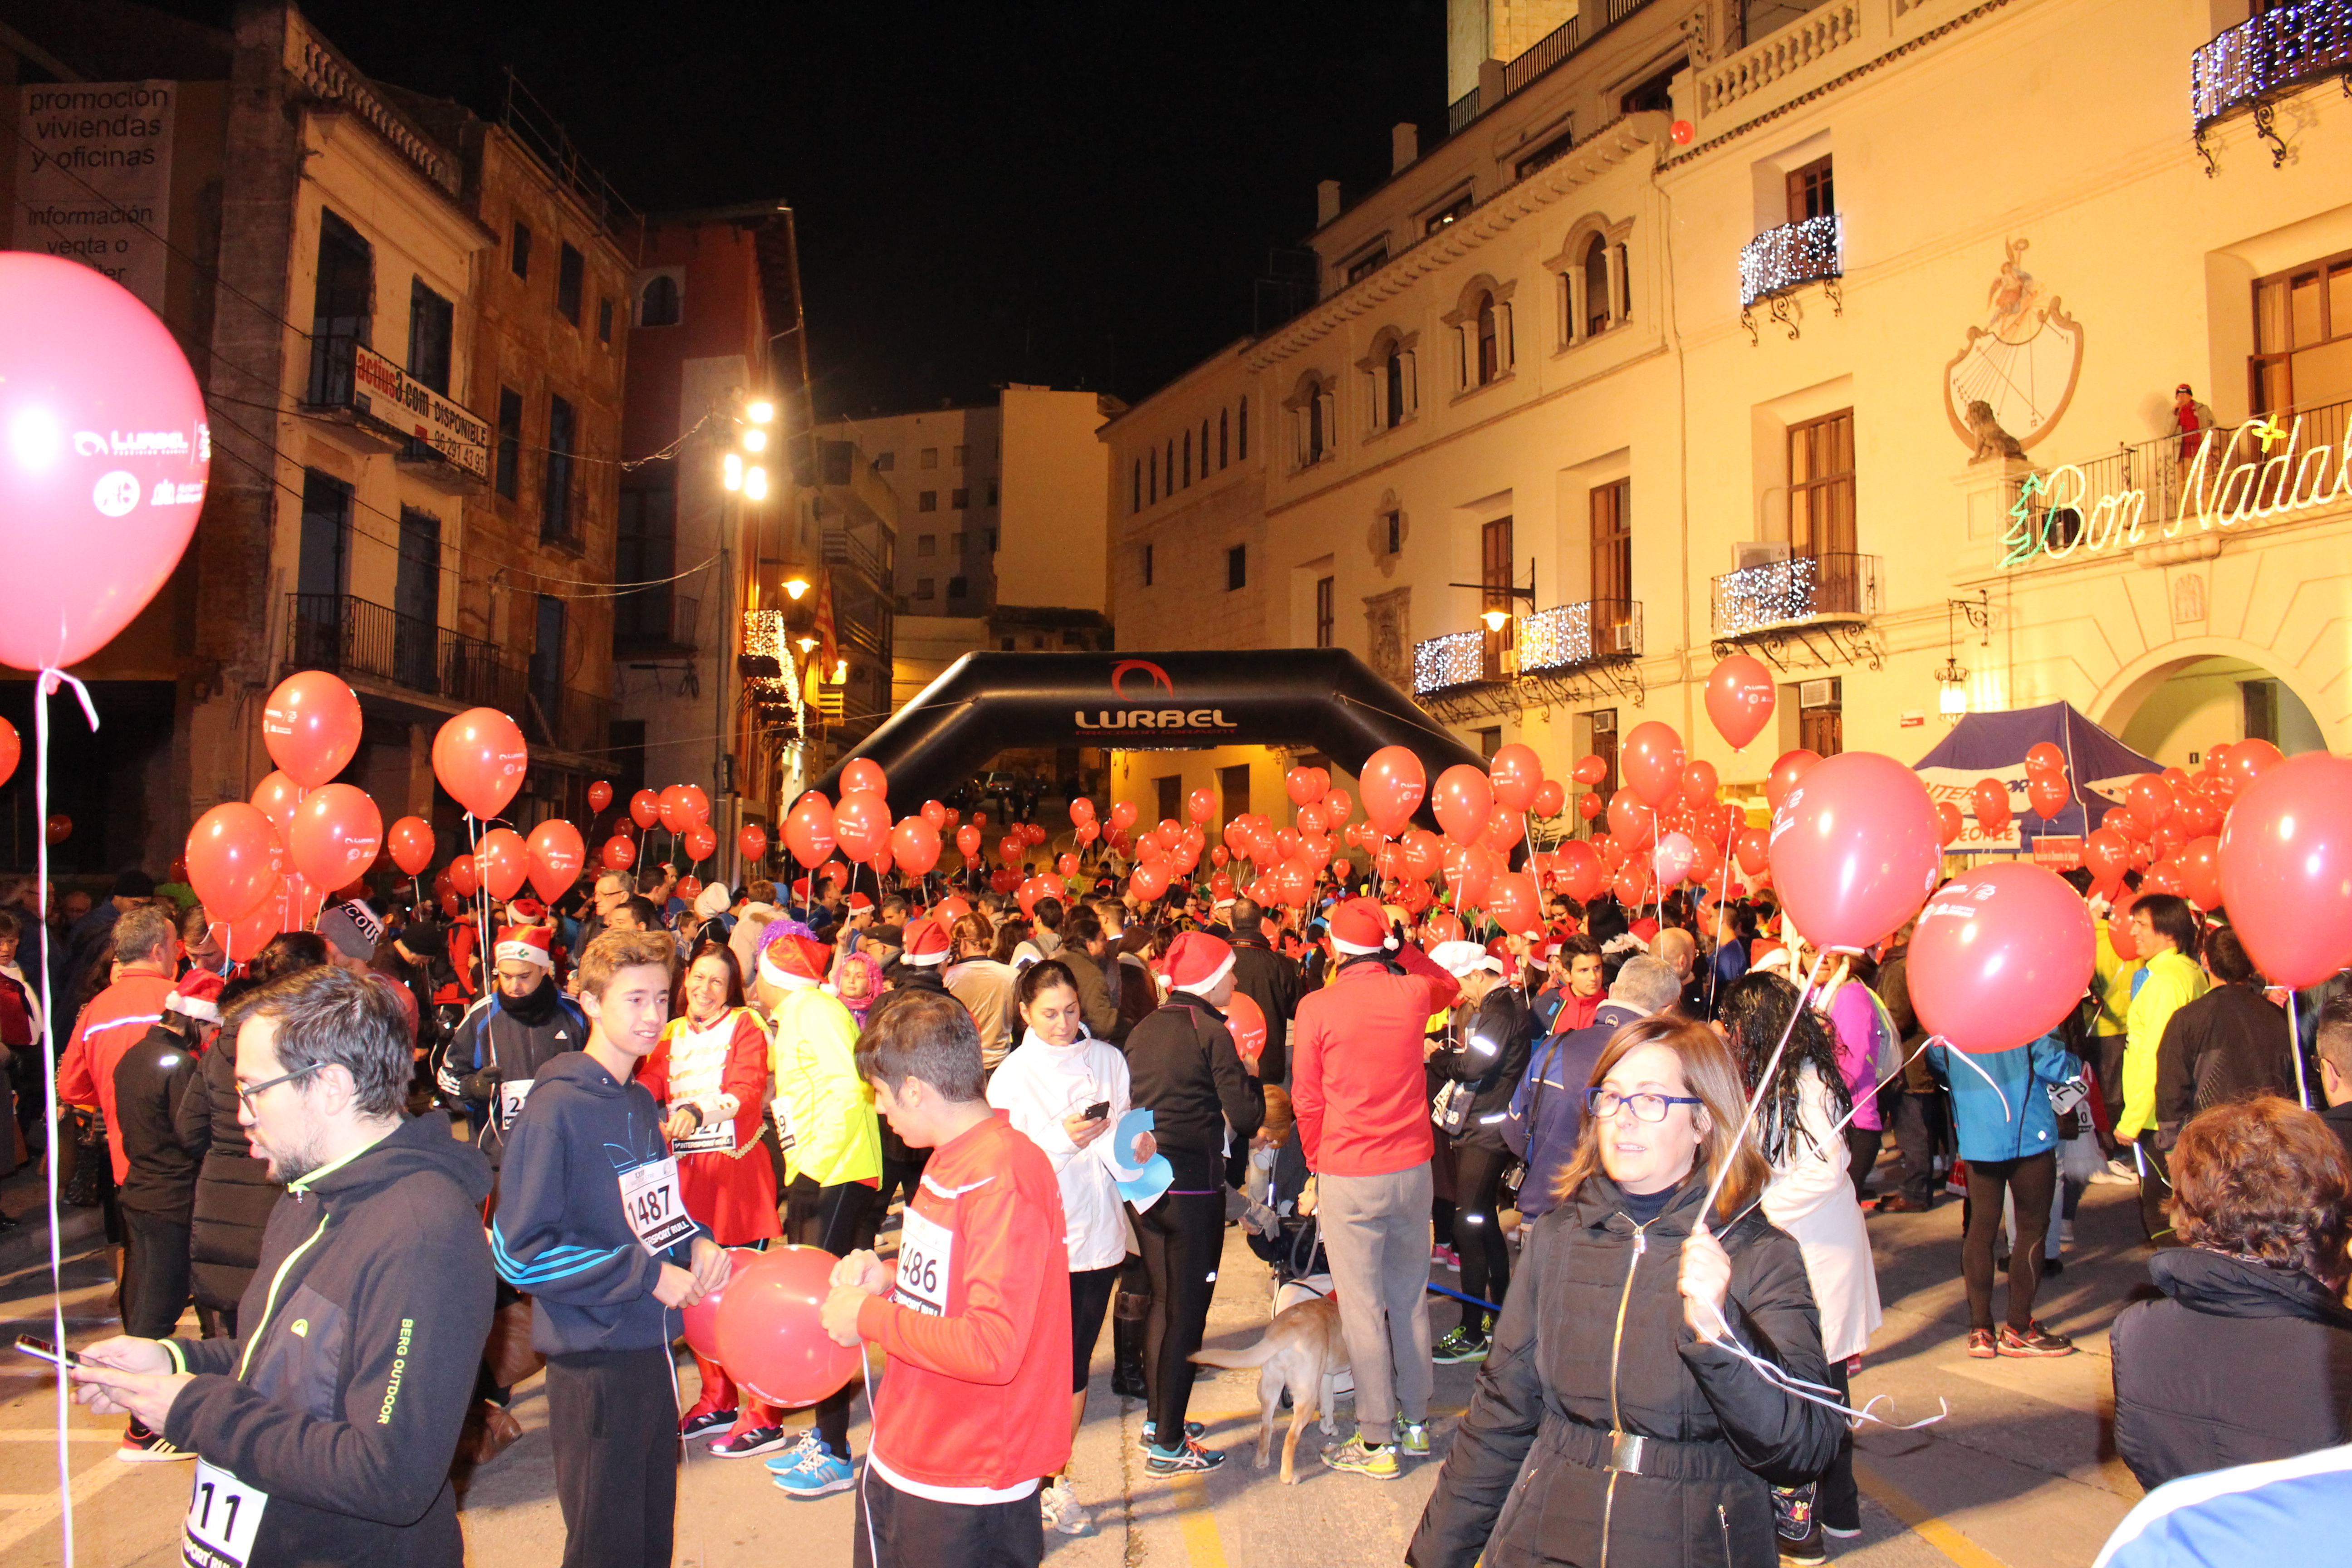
[1308,392,1325,463]
[1385,341,1406,428]
[639,274,680,327]
[1219,408,1229,467]
[1583,235,1612,337]
[1475,292,1499,385]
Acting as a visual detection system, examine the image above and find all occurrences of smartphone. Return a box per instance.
[15,1335,82,1369]
[1083,1100,1111,1122]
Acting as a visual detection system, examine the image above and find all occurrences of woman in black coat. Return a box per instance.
[1428,945,1535,1361]
[2112,1095,2352,1490]
[1411,1014,1839,1568]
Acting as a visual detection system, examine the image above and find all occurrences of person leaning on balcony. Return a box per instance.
[2172,383,2219,469]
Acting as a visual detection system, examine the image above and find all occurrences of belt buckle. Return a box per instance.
[1606,1430,1644,1475]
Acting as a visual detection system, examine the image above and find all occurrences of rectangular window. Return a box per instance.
[393,505,440,689]
[1384,510,1402,555]
[1142,543,1154,586]
[921,447,939,468]
[1227,544,1247,591]
[876,451,896,471]
[1237,396,1248,459]
[1590,480,1632,603]
[1183,431,1192,487]
[542,393,578,544]
[407,277,453,395]
[530,594,566,735]
[952,444,969,464]
[915,578,935,600]
[296,469,352,600]
[1315,575,1335,647]
[1481,516,1514,679]
[614,477,679,647]
[951,487,969,509]
[597,297,613,344]
[495,387,523,499]
[917,534,937,555]
[986,477,999,505]
[2250,247,2352,414]
[305,209,372,406]
[948,576,969,599]
[510,220,531,278]
[557,242,583,324]
[1798,677,1843,757]
[1620,61,1681,116]
[918,490,938,512]
[1475,726,1502,760]
[1219,763,1251,828]
[1786,155,1834,222]
[1156,775,1183,826]
[1425,191,1473,235]
[1788,409,1857,562]
[950,531,965,552]
[1219,409,1230,468]
[1149,450,1157,503]
[1133,461,1142,513]
[1346,245,1389,284]
[1516,125,1578,181]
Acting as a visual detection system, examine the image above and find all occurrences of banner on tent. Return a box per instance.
[1915,766,2137,852]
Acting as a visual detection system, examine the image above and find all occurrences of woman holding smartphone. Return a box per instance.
[987,958,1156,1535]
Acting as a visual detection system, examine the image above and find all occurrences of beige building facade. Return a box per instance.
[1107,0,2352,828]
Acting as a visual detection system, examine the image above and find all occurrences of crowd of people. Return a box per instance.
[4,825,2348,1568]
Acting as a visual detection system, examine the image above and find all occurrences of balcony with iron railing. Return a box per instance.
[821,520,891,588]
[2191,0,2352,158]
[523,681,613,761]
[1710,554,1881,640]
[1445,0,1661,134]
[1413,599,1642,699]
[285,592,524,715]
[1738,216,1842,342]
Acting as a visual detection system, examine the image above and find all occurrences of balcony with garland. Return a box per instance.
[1709,553,1882,671]
[2191,0,2352,169]
[1739,215,1842,343]
[1410,599,1643,722]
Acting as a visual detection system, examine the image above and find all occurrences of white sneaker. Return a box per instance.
[1039,1476,1090,1535]
[2089,1159,2137,1186]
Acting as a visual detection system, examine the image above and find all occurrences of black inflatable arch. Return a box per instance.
[804,649,1482,817]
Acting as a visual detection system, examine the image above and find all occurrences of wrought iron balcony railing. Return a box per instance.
[1711,553,1880,640]
[284,592,525,714]
[1740,216,1841,310]
[2192,0,2352,154]
[1413,599,1643,697]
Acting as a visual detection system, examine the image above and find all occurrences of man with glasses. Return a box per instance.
[71,965,496,1565]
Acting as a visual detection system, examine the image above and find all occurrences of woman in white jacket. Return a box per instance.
[1719,970,1884,1565]
[986,957,1156,1536]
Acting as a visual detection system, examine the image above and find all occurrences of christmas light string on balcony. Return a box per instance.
[1517,601,1595,674]
[2190,0,2352,134]
[1412,630,1484,696]
[1738,215,1842,309]
[1716,555,1822,638]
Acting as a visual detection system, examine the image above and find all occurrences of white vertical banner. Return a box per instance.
[13,80,176,312]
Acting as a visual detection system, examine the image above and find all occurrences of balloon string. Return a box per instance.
[1823,1037,1933,1142]
[1700,946,1838,1220]
[37,668,95,1568]
[2288,990,2312,1110]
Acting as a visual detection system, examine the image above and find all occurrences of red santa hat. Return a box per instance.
[166,967,225,1024]
[1163,930,1235,994]
[847,892,874,912]
[898,917,950,966]
[758,931,832,989]
[1328,896,1396,956]
[495,926,554,970]
[507,897,547,922]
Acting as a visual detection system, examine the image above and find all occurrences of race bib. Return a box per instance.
[182,1460,267,1568]
[891,1205,955,1317]
[769,1099,796,1152]
[618,1156,696,1256]
[496,1078,534,1132]
[672,1114,735,1154]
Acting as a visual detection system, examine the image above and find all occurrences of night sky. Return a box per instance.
[155,0,1449,421]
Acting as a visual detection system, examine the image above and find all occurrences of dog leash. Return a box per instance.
[1426,1282,1502,1313]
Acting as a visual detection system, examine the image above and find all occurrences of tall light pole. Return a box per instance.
[718,392,775,888]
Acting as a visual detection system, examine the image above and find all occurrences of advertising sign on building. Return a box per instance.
[352,343,492,482]
[13,81,176,313]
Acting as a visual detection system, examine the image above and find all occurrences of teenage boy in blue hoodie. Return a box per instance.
[491,930,730,1568]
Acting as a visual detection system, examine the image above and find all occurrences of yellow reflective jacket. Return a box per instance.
[2119,950,2207,1141]
[764,985,881,1187]
[2092,919,2137,1040]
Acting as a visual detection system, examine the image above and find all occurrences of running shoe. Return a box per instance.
[678,1403,737,1440]
[118,1423,193,1462]
[1393,1416,1430,1458]
[769,1437,855,1497]
[709,1424,791,1458]
[1431,1327,1490,1365]
[1431,1245,1460,1272]
[1321,1435,1399,1480]
[1136,1419,1204,1453]
[1039,1476,1091,1534]
[1144,1437,1225,1475]
[1997,1322,2076,1357]
[1965,1328,1998,1359]
[2089,1159,2137,1186]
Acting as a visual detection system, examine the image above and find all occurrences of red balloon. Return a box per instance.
[1488,743,1544,813]
[1734,827,1771,878]
[1973,778,2013,836]
[921,799,949,830]
[2101,804,2143,843]
[1681,760,1720,804]
[1909,863,2096,1054]
[1553,840,1603,903]
[1571,754,1609,786]
[1399,828,1443,882]
[1056,852,1079,878]
[1068,798,1095,826]
[680,1247,760,1362]
[2027,771,2070,822]
[711,1245,862,1407]
[1431,764,1492,843]
[588,780,614,813]
[601,835,636,871]
[2218,751,2352,985]
[677,874,705,905]
[1487,870,1541,934]
[739,824,769,863]
[0,716,17,788]
[186,804,285,921]
[287,783,383,891]
[250,770,302,834]
[841,759,887,799]
[679,784,712,828]
[658,785,696,834]
[1764,750,1820,812]
[0,255,209,670]
[1361,745,1427,835]
[2025,743,2065,775]
[1130,861,1169,901]
[528,819,586,902]
[1934,802,1964,846]
[630,789,660,829]
[432,709,529,821]
[786,794,838,869]
[1108,800,1138,832]
[1531,779,1566,817]
[1606,789,1654,843]
[1284,768,1317,807]
[263,671,363,789]
[1620,722,1685,809]
[831,793,890,863]
[475,828,529,902]
[1444,842,1496,909]
[956,823,983,861]
[221,894,284,960]
[387,816,436,877]
[1187,787,1215,825]
[1423,910,1465,944]
[449,851,478,899]
[2083,827,2130,883]
[1394,877,1433,914]
[1703,655,1777,750]
[1578,791,1604,822]
[1480,807,1523,853]
[1225,991,1269,1063]
[1613,865,1652,907]
[682,824,718,862]
[2178,835,2223,910]
[1769,751,1942,951]
[891,816,943,876]
[2127,773,2176,827]
[2224,738,2284,798]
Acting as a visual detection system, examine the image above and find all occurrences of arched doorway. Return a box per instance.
[2102,653,2325,769]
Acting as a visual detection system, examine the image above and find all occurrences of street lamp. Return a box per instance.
[783,577,810,600]
[1448,558,1538,632]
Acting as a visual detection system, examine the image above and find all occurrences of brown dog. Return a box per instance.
[1189,1294,1351,1483]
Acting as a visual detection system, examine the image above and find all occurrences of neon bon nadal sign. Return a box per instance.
[2002,414,2352,568]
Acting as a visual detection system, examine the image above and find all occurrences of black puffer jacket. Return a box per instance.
[2111,1246,2352,1490]
[176,1021,286,1313]
[2152,983,2299,1143]
[1124,992,1264,1171]
[1410,1175,1839,1568]
[1433,985,1535,1153]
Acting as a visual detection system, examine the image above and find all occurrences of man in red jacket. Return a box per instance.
[823,989,1071,1566]
[1289,897,1460,1480]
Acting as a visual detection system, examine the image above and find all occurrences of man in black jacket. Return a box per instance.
[434,927,588,1174]
[72,965,497,1568]
[1228,898,1303,1137]
[111,971,223,1385]
[2314,993,2352,1159]
[2155,925,2298,1147]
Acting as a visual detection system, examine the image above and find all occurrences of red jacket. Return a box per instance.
[857,1110,1071,1494]
[1291,945,1460,1178]
[55,972,179,1183]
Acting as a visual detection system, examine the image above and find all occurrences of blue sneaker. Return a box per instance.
[763,1430,826,1474]
[769,1435,855,1499]
[1136,1419,1204,1454]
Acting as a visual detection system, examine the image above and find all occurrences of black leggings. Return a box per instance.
[1961,1152,2054,1332]
[1133,1163,1224,1442]
[1449,1141,1513,1333]
[788,1177,876,1453]
[1069,1262,1121,1392]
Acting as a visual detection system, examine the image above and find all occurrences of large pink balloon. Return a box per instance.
[1704,654,1778,750]
[263,671,363,788]
[2218,751,2352,986]
[0,255,209,670]
[1620,721,1686,809]
[1908,863,2095,1053]
[680,1247,760,1363]
[186,804,285,921]
[1768,750,1942,951]
[432,709,529,820]
[712,1245,862,1408]
[285,783,383,891]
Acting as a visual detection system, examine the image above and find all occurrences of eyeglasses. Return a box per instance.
[1586,1088,1705,1123]
[235,1064,319,1110]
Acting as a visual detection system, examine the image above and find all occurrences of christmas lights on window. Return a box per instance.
[1739,216,1842,310]
[2190,0,2352,171]
[1714,555,1823,638]
[1412,631,1485,696]
[1518,602,1595,673]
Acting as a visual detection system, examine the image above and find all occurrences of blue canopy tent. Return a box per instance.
[1911,701,2159,854]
